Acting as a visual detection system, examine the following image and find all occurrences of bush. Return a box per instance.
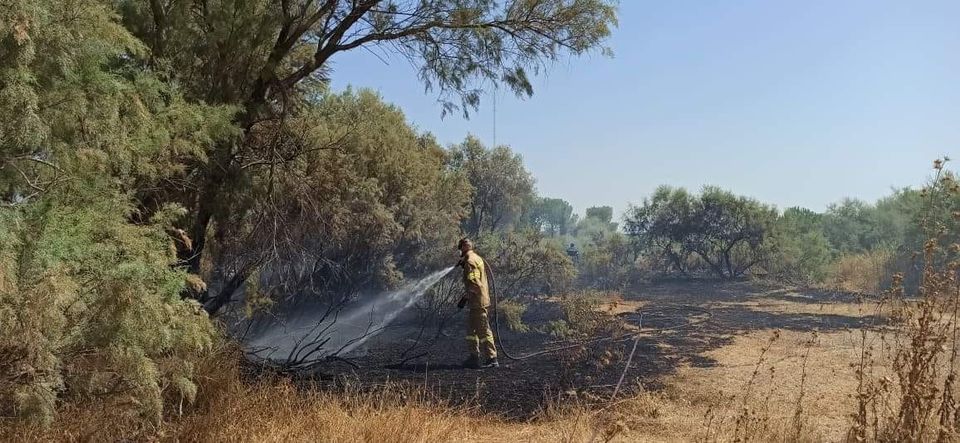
[476,230,576,297]
[550,291,621,339]
[497,299,530,332]
[0,0,219,426]
[578,232,636,290]
[850,160,960,441]
[624,186,778,279]
[0,200,216,426]
[768,230,833,285]
[545,320,573,339]
[828,249,893,295]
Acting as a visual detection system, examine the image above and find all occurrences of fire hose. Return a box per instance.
[484,263,712,362]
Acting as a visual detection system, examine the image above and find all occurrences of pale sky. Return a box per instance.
[329,0,960,216]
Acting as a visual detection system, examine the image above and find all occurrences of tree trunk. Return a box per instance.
[203,266,254,315]
[186,193,214,276]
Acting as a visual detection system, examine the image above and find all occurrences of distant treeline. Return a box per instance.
[523,171,954,295]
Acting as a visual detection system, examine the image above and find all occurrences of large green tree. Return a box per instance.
[527,197,578,236]
[206,89,470,313]
[625,186,777,278]
[585,205,614,225]
[769,207,832,283]
[113,0,617,313]
[448,136,536,236]
[1,0,222,425]
[688,187,778,278]
[623,186,696,274]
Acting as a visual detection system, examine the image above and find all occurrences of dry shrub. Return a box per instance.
[830,249,894,295]
[848,160,960,442]
[553,290,624,339]
[848,255,960,442]
[2,345,476,442]
[498,298,530,332]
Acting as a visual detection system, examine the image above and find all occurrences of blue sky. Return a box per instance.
[329,0,960,216]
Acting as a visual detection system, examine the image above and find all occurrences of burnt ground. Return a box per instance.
[296,280,883,421]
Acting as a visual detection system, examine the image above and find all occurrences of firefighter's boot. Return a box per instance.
[481,357,499,368]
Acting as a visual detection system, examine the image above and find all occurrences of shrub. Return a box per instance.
[828,249,893,295]
[477,229,576,297]
[0,200,216,426]
[497,299,530,333]
[551,291,621,339]
[578,232,636,290]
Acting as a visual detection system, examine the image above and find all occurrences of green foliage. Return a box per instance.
[692,187,778,278]
[525,197,578,236]
[890,169,960,292]
[551,291,616,338]
[821,193,918,255]
[624,182,930,289]
[238,89,470,297]
[117,0,617,115]
[623,186,696,275]
[585,206,615,225]
[1,0,619,430]
[768,208,833,284]
[476,229,575,298]
[577,230,635,290]
[0,0,219,426]
[1,200,215,426]
[545,319,574,339]
[448,136,536,236]
[497,299,530,333]
[108,0,617,313]
[814,189,922,291]
[625,186,777,279]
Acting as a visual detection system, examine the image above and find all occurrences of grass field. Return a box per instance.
[7,280,916,442]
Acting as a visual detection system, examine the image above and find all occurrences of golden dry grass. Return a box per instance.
[3,287,901,443]
[828,250,893,295]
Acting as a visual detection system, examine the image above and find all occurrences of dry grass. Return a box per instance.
[676,330,866,441]
[4,285,947,443]
[829,250,893,295]
[0,303,875,443]
[1,345,603,443]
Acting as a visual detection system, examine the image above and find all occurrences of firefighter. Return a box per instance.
[456,237,499,369]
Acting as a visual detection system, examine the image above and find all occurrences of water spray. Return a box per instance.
[246,266,455,362]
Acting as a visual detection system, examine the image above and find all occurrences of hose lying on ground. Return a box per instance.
[486,263,712,361]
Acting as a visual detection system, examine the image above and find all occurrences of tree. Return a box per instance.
[1,0,218,425]
[204,89,471,314]
[582,205,618,233]
[527,197,578,236]
[115,0,618,313]
[625,186,777,279]
[578,230,634,289]
[623,186,696,274]
[477,229,576,297]
[585,206,613,224]
[769,207,832,283]
[688,187,778,278]
[448,136,536,236]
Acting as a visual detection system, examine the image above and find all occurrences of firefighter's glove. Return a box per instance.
[457,297,467,310]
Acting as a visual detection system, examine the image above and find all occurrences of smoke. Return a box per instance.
[245,266,455,362]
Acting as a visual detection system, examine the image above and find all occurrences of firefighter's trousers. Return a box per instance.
[466,307,497,359]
